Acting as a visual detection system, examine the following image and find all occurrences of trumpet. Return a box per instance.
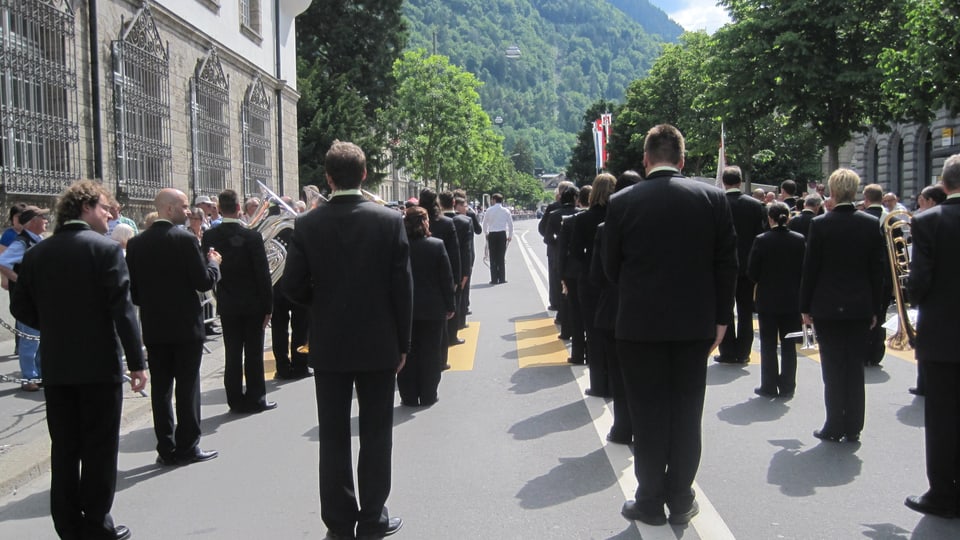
[785,324,817,350]
[882,210,915,350]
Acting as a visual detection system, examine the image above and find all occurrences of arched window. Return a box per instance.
[242,75,271,197]
[191,49,231,199]
[112,3,172,200]
[0,0,79,195]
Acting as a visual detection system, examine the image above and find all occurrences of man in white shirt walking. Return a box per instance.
[481,193,513,285]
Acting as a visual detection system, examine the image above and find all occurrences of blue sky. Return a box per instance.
[648,0,731,34]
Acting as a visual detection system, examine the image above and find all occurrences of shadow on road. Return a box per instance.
[508,365,573,395]
[706,363,750,386]
[516,447,618,509]
[766,438,862,497]
[508,400,590,440]
[716,396,790,425]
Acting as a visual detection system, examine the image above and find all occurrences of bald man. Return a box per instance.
[126,188,223,466]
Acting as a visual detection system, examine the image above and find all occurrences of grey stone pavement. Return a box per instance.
[1,219,959,539]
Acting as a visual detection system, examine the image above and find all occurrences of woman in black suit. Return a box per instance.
[747,202,806,398]
[799,169,885,443]
[398,206,456,406]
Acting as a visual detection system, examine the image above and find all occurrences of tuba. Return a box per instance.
[882,210,916,350]
[246,181,301,285]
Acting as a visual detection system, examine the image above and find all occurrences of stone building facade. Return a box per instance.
[831,110,960,209]
[0,0,310,225]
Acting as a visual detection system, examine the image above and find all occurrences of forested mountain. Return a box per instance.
[401,0,682,171]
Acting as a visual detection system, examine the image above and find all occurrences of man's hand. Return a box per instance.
[802,313,813,326]
[711,324,727,354]
[869,315,877,330]
[263,314,272,329]
[445,311,456,320]
[129,370,148,393]
[396,353,407,374]
[460,276,468,289]
[207,248,222,265]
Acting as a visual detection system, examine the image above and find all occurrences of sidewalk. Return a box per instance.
[0,321,228,497]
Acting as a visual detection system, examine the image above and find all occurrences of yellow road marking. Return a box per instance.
[515,317,569,368]
[263,350,277,379]
[448,323,480,371]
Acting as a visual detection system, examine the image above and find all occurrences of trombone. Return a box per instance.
[882,210,916,350]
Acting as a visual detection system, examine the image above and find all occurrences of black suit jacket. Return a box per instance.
[281,195,413,371]
[538,201,562,241]
[788,209,816,238]
[726,190,765,277]
[445,211,473,277]
[909,198,960,364]
[201,222,273,316]
[410,236,456,320]
[569,205,606,282]
[798,206,885,320]
[604,170,738,341]
[544,204,578,247]
[11,222,145,385]
[747,227,806,314]
[126,221,220,345]
[429,215,461,283]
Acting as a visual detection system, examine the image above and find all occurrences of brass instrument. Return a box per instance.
[882,210,915,350]
[247,181,299,285]
[785,323,817,350]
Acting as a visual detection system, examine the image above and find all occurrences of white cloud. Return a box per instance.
[647,0,732,35]
[669,3,731,34]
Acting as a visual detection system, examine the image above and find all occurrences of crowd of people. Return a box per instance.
[538,124,960,525]
[7,127,960,538]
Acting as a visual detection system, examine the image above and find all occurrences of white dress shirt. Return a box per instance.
[481,203,513,239]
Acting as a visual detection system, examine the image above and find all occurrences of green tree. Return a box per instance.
[607,32,719,176]
[296,0,407,187]
[879,0,960,123]
[509,139,535,176]
[716,0,905,171]
[381,49,503,192]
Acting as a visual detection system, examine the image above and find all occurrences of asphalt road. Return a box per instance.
[0,218,957,539]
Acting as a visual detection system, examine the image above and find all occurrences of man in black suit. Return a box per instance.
[454,195,480,328]
[605,124,737,526]
[439,191,470,344]
[539,181,575,311]
[419,189,460,352]
[716,166,765,364]
[11,180,146,540]
[905,154,960,518]
[282,141,411,540]
[126,188,221,467]
[545,187,580,339]
[788,193,822,239]
[202,189,276,413]
[269,209,312,380]
[861,183,890,367]
[780,179,800,212]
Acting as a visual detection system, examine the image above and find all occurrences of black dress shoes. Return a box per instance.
[325,531,354,540]
[908,387,925,396]
[713,355,739,364]
[585,388,610,398]
[754,387,779,398]
[566,357,585,365]
[178,448,218,465]
[155,454,177,467]
[251,400,278,412]
[356,516,403,539]
[114,525,132,540]
[668,500,700,525]
[812,429,842,443]
[449,338,466,346]
[621,500,667,526]
[845,433,860,443]
[904,494,957,518]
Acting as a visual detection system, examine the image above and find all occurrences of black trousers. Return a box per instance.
[757,312,801,395]
[397,319,444,405]
[45,384,123,540]
[147,341,203,459]
[814,319,869,437]
[488,232,507,284]
[271,285,310,375]
[565,279,586,362]
[866,298,889,365]
[922,361,960,506]
[458,275,472,329]
[618,339,711,513]
[315,369,396,536]
[446,287,461,345]
[718,275,755,361]
[221,311,267,410]
[598,327,631,440]
[579,278,607,394]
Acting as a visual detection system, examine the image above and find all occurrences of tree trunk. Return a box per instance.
[827,145,840,174]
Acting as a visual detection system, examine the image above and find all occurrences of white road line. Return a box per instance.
[518,233,737,540]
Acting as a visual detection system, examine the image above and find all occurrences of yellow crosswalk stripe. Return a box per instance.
[515,317,569,368]
[263,350,277,379]
[448,323,480,371]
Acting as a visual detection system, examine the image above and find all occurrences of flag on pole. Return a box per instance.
[715,123,726,188]
[593,119,606,172]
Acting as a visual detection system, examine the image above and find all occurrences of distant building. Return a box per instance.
[831,110,960,209]
[539,172,566,190]
[0,0,311,222]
